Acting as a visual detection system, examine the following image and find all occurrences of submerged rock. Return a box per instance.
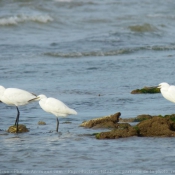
[131,86,160,94]
[79,112,121,129]
[128,23,157,32]
[7,124,29,133]
[38,121,46,125]
[62,121,72,124]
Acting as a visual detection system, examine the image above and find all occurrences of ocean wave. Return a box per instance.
[148,14,175,20]
[44,49,131,58]
[44,45,175,58]
[0,14,53,26]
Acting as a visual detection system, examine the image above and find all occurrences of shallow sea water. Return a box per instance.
[1,0,175,174]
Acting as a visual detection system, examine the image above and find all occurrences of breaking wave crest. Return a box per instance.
[0,14,53,26]
[44,45,175,58]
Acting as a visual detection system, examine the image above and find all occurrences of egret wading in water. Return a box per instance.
[0,85,39,132]
[38,94,77,132]
[157,82,175,103]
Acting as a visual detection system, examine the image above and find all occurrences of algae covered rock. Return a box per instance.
[131,86,160,94]
[95,114,175,139]
[137,116,175,137]
[80,112,175,139]
[79,112,121,129]
[136,114,152,121]
[7,124,29,133]
[164,114,175,122]
[96,124,137,139]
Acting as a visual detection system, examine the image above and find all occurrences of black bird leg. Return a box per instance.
[15,106,20,133]
[14,117,17,125]
[56,118,59,132]
[14,106,19,125]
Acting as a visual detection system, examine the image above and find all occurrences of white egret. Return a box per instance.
[157,82,175,103]
[38,94,77,132]
[0,85,38,132]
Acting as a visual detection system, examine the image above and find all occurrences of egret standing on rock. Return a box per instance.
[38,94,77,132]
[158,82,175,103]
[0,85,38,132]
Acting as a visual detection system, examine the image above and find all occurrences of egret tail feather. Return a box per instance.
[69,108,77,115]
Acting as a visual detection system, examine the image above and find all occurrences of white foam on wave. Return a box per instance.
[0,14,53,26]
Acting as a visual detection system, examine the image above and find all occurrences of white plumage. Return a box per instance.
[38,94,77,132]
[158,82,175,103]
[0,85,38,132]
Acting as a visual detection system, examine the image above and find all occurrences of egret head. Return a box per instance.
[157,82,170,89]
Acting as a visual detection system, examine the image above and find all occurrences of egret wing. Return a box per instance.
[168,85,175,103]
[5,88,36,105]
[45,98,71,116]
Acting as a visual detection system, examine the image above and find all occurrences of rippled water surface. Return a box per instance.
[1,0,175,174]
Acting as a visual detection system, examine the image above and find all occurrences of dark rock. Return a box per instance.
[96,114,175,139]
[117,123,131,129]
[91,121,118,129]
[96,124,137,139]
[137,116,175,137]
[131,86,160,94]
[7,124,29,133]
[79,112,121,128]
